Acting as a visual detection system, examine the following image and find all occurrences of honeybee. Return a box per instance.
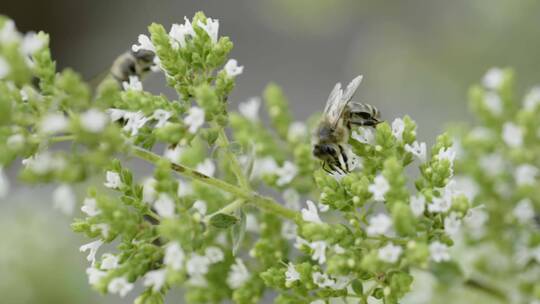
[110,49,156,83]
[313,75,381,173]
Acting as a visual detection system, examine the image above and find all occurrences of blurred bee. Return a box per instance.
[110,49,156,84]
[312,75,381,173]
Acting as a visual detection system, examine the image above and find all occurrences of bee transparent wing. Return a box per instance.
[322,82,345,126]
[341,75,363,106]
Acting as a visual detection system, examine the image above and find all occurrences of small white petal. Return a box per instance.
[224,59,244,77]
[429,241,450,262]
[513,199,535,224]
[391,118,405,142]
[366,213,392,236]
[309,241,327,264]
[143,269,167,292]
[404,141,427,162]
[164,242,185,270]
[515,164,538,187]
[192,200,207,215]
[154,194,176,218]
[196,159,215,177]
[20,32,45,55]
[80,109,108,133]
[104,171,122,189]
[40,113,68,134]
[131,34,155,53]
[378,243,402,263]
[152,109,172,128]
[79,240,104,265]
[142,178,157,204]
[205,246,224,263]
[275,161,298,186]
[108,277,134,298]
[101,253,119,270]
[482,68,504,90]
[122,75,143,91]
[197,18,219,43]
[86,267,106,286]
[184,107,205,134]
[227,258,250,289]
[285,262,300,284]
[368,174,389,202]
[238,97,261,122]
[502,122,523,148]
[52,184,76,215]
[410,194,426,217]
[301,200,322,223]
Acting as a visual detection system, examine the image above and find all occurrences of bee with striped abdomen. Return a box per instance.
[312,75,381,173]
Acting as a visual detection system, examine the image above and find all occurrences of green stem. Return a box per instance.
[132,146,298,221]
[204,199,245,223]
[464,278,507,302]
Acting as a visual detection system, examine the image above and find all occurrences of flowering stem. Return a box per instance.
[464,278,507,302]
[203,199,245,223]
[131,146,298,221]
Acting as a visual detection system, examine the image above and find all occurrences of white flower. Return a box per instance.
[0,20,20,44]
[106,108,129,122]
[405,141,427,162]
[453,176,479,202]
[142,178,157,204]
[40,113,68,134]
[410,194,426,217]
[366,213,392,236]
[122,75,143,91]
[152,109,172,128]
[104,171,122,189]
[20,32,45,55]
[352,128,375,145]
[515,164,538,187]
[281,221,297,240]
[185,106,205,134]
[502,122,523,148]
[301,200,322,223]
[513,199,535,224]
[169,17,195,49]
[391,118,405,142]
[224,59,244,77]
[331,276,352,290]
[312,272,335,288]
[238,97,261,122]
[333,244,346,254]
[464,205,488,230]
[86,267,106,286]
[437,146,456,163]
[0,167,9,198]
[143,269,167,292]
[80,240,104,265]
[310,241,328,264]
[483,92,502,115]
[101,253,119,270]
[7,134,25,149]
[92,223,110,238]
[198,18,219,43]
[378,243,402,263]
[52,184,76,215]
[164,242,185,270]
[80,109,108,133]
[245,213,260,233]
[196,158,215,177]
[163,145,184,164]
[227,258,250,289]
[192,200,207,215]
[275,161,298,186]
[444,212,461,237]
[524,86,540,111]
[368,174,389,202]
[108,276,134,298]
[427,196,451,213]
[318,202,330,212]
[479,153,505,177]
[284,262,300,285]
[177,180,193,197]
[482,68,504,90]
[251,157,278,180]
[205,246,224,263]
[123,111,149,136]
[288,121,308,142]
[132,34,155,52]
[154,194,175,218]
[429,241,450,262]
[187,254,211,278]
[0,56,10,79]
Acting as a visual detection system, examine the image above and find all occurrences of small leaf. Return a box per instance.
[209,213,239,229]
[231,209,247,256]
[431,261,465,285]
[351,279,363,295]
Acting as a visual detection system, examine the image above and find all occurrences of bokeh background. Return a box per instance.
[2,0,540,303]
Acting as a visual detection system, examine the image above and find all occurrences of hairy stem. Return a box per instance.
[131,146,298,221]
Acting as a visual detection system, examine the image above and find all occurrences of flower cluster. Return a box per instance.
[442,68,540,303]
[0,11,499,304]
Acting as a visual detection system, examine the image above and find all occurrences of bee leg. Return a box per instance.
[321,161,332,174]
[338,145,349,172]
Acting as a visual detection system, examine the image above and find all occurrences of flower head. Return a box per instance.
[86,267,106,286]
[502,122,523,148]
[482,68,504,90]
[80,240,104,265]
[310,241,328,264]
[429,241,450,262]
[352,128,375,145]
[169,17,195,49]
[154,194,176,218]
[312,272,334,288]
[405,141,427,162]
[198,18,219,43]
[101,253,119,270]
[108,276,134,298]
[288,121,308,142]
[301,200,322,223]
[513,199,535,224]
[378,243,403,263]
[205,246,224,263]
[20,32,45,55]
[143,269,167,292]
[410,194,426,217]
[275,161,298,186]
[164,242,185,270]
[224,59,244,77]
[368,174,389,202]
[285,263,300,285]
[366,213,392,236]
[40,113,68,134]
[391,118,405,142]
[444,212,461,237]
[238,97,261,122]
[227,258,250,289]
[122,75,143,91]
[185,106,205,134]
[132,34,155,53]
[152,109,172,128]
[515,164,538,187]
[104,171,122,189]
[52,184,76,215]
[123,111,149,136]
[196,158,215,177]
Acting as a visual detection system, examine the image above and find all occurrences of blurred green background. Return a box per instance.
[1,0,540,303]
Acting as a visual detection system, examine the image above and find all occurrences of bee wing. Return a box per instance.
[323,75,363,127]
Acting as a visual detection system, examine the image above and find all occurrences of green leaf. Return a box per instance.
[431,261,465,285]
[209,213,239,229]
[231,208,247,256]
[351,279,363,295]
